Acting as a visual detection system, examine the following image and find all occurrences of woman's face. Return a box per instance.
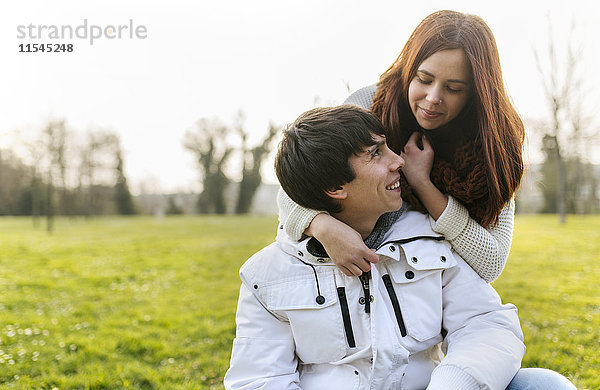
[408,48,473,130]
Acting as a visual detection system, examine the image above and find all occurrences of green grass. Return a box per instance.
[492,215,600,389]
[0,215,598,389]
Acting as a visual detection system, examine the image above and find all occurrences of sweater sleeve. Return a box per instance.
[343,84,377,109]
[429,196,515,283]
[277,187,327,241]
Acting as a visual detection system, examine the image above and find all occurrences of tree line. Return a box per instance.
[0,120,136,231]
[0,113,280,227]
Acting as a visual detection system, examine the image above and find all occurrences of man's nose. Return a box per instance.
[390,153,405,170]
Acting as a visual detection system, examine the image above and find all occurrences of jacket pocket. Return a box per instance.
[386,240,456,342]
[261,270,347,363]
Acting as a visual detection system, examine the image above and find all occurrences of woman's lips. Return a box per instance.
[419,106,443,119]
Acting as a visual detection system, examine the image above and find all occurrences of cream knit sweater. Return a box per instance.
[277,85,515,283]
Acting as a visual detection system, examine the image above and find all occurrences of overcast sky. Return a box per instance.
[1,0,599,193]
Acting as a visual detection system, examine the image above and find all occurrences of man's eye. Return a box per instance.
[370,148,381,158]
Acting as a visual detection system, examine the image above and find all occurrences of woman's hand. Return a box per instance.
[400,131,448,220]
[400,131,434,187]
[307,213,378,276]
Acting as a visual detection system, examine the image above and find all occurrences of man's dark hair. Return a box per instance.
[275,105,386,214]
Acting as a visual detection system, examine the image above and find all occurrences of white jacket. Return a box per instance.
[225,211,525,390]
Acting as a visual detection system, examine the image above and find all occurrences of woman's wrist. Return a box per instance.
[305,212,335,239]
[412,180,448,220]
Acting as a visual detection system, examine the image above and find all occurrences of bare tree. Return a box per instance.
[183,117,234,214]
[235,119,279,214]
[114,142,136,215]
[42,120,69,232]
[78,130,122,216]
[533,18,599,221]
[26,140,45,225]
[0,148,34,216]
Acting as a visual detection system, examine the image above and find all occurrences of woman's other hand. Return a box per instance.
[401,132,448,220]
[401,131,434,186]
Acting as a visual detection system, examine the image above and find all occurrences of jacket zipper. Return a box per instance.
[336,287,356,348]
[382,274,407,337]
[359,272,371,314]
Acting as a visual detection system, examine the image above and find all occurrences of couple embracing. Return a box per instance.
[225,10,577,390]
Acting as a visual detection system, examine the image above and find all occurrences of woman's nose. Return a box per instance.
[426,87,442,104]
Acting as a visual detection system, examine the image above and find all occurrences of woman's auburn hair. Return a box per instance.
[372,10,525,226]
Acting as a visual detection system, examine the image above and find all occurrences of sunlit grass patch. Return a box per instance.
[0,214,597,389]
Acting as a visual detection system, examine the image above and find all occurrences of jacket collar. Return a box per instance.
[276,211,445,265]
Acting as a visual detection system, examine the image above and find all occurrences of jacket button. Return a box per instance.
[411,256,418,263]
[440,256,446,262]
[389,246,396,252]
[316,295,325,305]
[354,370,359,375]
[297,250,303,257]
[359,297,366,305]
[317,258,326,263]
[405,271,415,279]
[253,284,258,289]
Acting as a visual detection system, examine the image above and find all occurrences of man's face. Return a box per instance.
[340,133,405,218]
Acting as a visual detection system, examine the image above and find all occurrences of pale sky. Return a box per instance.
[1,0,599,194]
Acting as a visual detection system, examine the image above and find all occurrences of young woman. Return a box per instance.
[278,10,523,282]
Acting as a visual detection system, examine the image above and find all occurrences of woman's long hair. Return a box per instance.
[372,10,524,227]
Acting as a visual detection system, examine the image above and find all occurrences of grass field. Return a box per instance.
[0,215,598,389]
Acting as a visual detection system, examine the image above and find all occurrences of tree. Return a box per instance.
[235,120,279,214]
[533,18,599,221]
[0,148,33,216]
[183,117,234,214]
[41,120,69,232]
[78,130,121,216]
[166,195,183,215]
[24,139,46,225]
[114,144,136,215]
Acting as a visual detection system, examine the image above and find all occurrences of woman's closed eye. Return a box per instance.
[446,85,464,94]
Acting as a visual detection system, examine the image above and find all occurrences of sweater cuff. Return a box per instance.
[429,195,469,241]
[427,365,479,390]
[286,205,327,241]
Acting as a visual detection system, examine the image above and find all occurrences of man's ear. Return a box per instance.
[325,186,347,200]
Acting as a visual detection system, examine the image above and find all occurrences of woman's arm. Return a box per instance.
[277,187,323,241]
[277,188,378,276]
[402,133,513,283]
[431,196,514,283]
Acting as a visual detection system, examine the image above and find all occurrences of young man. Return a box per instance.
[224,105,525,389]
